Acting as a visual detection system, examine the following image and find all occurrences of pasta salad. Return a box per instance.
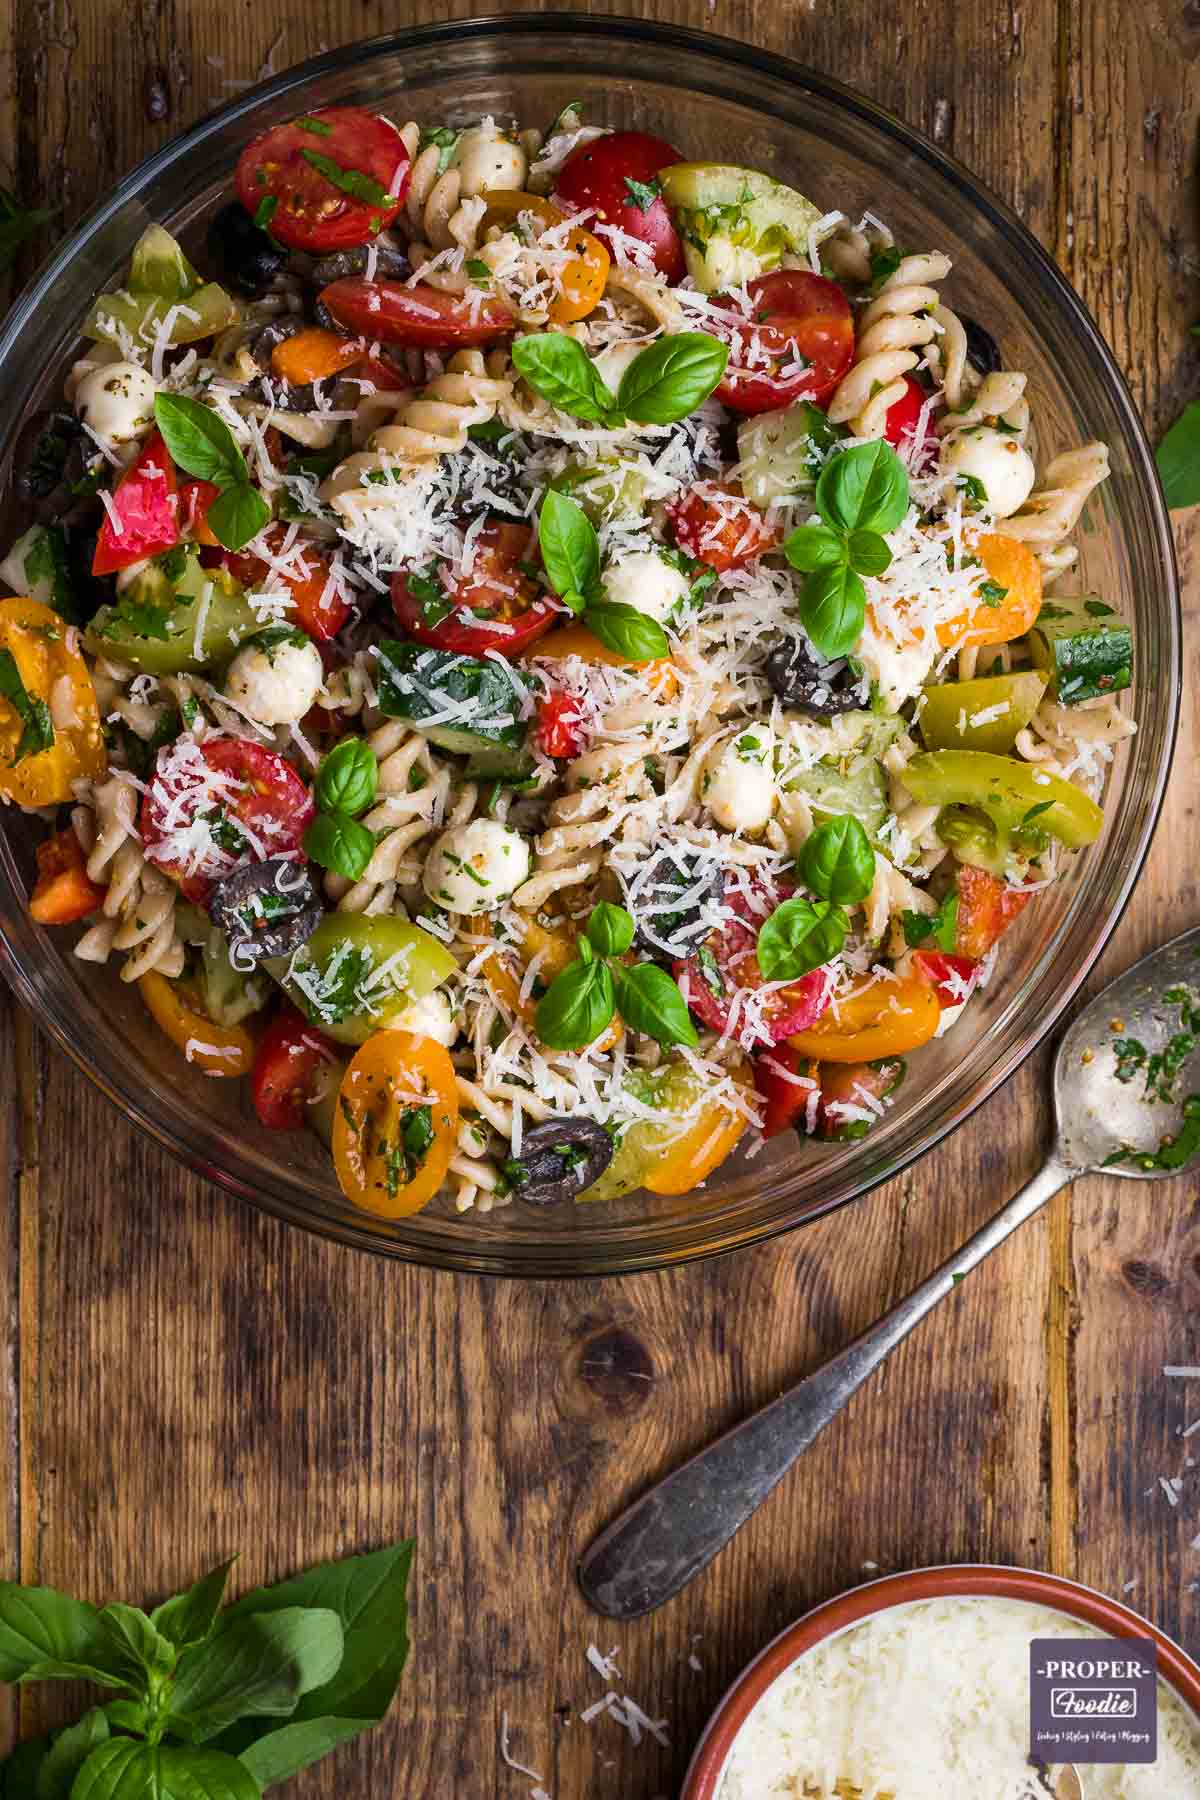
[1,104,1134,1217]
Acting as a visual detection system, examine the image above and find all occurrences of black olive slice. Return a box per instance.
[503,1118,615,1206]
[961,316,1003,377]
[764,636,869,717]
[209,857,322,964]
[206,201,287,298]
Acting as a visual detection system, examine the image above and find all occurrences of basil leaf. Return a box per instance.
[801,814,876,906]
[511,333,619,424]
[294,115,334,136]
[315,739,378,818]
[535,959,615,1050]
[0,648,54,763]
[624,176,662,210]
[171,1606,344,1741]
[613,963,699,1048]
[782,524,847,574]
[73,1740,262,1800]
[303,812,374,881]
[34,1709,108,1800]
[582,600,669,661]
[586,900,634,957]
[1156,399,1200,510]
[154,393,248,488]
[207,483,270,553]
[902,889,959,951]
[95,1603,176,1684]
[756,896,847,981]
[616,332,728,425]
[538,489,600,613]
[238,1717,365,1788]
[799,564,866,661]
[300,149,393,210]
[816,440,909,534]
[0,1582,102,1682]
[846,528,892,577]
[17,1659,140,1690]
[150,1559,237,1652]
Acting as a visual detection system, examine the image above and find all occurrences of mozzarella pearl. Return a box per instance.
[940,425,1037,519]
[393,988,458,1047]
[601,551,691,624]
[702,727,778,833]
[223,638,324,727]
[591,338,653,393]
[450,126,528,198]
[75,360,160,444]
[422,819,531,913]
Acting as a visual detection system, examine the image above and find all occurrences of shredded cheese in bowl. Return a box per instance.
[716,1597,1200,1799]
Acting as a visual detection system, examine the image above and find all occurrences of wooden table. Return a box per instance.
[1,2,1197,1793]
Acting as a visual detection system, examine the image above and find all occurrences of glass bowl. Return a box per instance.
[0,17,1178,1276]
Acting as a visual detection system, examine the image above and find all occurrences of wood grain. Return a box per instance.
[0,3,1198,1795]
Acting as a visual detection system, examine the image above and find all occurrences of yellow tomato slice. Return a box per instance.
[0,598,106,805]
[644,1063,753,1196]
[332,1030,459,1217]
[529,622,679,693]
[935,532,1043,649]
[475,913,624,1052]
[789,975,940,1063]
[138,972,255,1077]
[549,225,610,325]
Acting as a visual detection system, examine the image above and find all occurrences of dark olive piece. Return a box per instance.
[635,853,722,962]
[764,636,869,718]
[504,1118,615,1207]
[310,243,410,285]
[961,316,1003,377]
[11,410,100,525]
[206,201,287,297]
[209,857,323,964]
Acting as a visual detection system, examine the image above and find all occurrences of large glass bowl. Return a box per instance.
[0,17,1178,1276]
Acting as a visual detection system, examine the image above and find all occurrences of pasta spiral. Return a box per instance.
[828,252,953,436]
[326,721,458,915]
[71,775,184,982]
[1002,443,1112,580]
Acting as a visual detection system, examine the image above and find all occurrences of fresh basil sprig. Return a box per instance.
[755,811,877,980]
[0,1539,413,1797]
[535,492,670,660]
[1156,399,1200,510]
[513,330,728,430]
[304,739,379,880]
[0,646,54,763]
[800,814,876,907]
[303,811,374,882]
[781,440,910,660]
[536,903,698,1051]
[153,394,270,552]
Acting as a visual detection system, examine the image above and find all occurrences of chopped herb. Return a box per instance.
[0,647,54,762]
[300,149,393,209]
[624,176,662,210]
[465,257,491,284]
[978,579,1009,608]
[1084,599,1116,617]
[253,195,278,231]
[294,114,334,135]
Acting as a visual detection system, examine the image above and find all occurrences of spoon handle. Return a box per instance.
[578,1151,1077,1620]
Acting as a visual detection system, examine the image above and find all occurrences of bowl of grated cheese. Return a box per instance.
[683,1565,1200,1799]
[0,18,1178,1272]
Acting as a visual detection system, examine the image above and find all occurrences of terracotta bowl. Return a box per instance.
[682,1563,1200,1797]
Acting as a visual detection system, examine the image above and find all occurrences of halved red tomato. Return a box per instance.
[217,523,351,642]
[141,737,315,904]
[235,107,410,252]
[92,432,179,576]
[954,866,1033,961]
[712,272,854,416]
[553,130,685,281]
[390,521,556,658]
[251,1004,340,1130]
[319,276,515,349]
[351,351,411,393]
[179,478,221,547]
[912,948,977,1007]
[753,1042,820,1138]
[674,877,834,1048]
[535,691,587,760]
[665,481,779,572]
[883,374,934,458]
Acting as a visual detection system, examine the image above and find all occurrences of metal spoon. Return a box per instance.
[579,926,1200,1620]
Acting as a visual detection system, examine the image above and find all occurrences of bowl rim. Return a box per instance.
[681,1561,1200,1797]
[0,15,1181,1274]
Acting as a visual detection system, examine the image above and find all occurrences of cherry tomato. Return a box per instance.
[954,865,1033,961]
[137,971,254,1077]
[753,1042,819,1138]
[554,131,685,281]
[141,736,315,905]
[912,948,978,1007]
[351,351,411,393]
[788,975,939,1062]
[319,276,515,350]
[674,878,835,1048]
[535,692,587,760]
[92,431,179,575]
[218,524,351,642]
[712,272,854,416]
[476,192,610,325]
[0,599,106,807]
[935,532,1043,650]
[251,1004,340,1130]
[665,481,779,572]
[528,621,679,693]
[28,827,107,925]
[815,1059,903,1139]
[235,107,410,253]
[644,1067,752,1194]
[332,1030,460,1217]
[179,478,221,548]
[883,374,932,455]
[390,521,555,658]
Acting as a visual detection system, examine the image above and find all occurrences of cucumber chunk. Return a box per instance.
[659,162,825,292]
[375,640,527,756]
[1030,596,1133,705]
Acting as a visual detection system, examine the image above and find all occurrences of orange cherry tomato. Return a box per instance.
[529,622,679,693]
[788,975,940,1063]
[28,828,106,925]
[270,326,366,386]
[643,1062,753,1195]
[137,971,255,1077]
[477,190,610,325]
[935,532,1043,649]
[476,914,623,1052]
[332,1030,459,1217]
[0,598,106,806]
